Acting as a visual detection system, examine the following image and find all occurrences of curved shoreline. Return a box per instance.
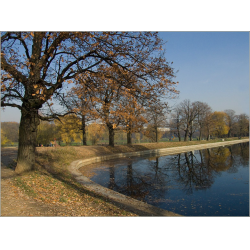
[68,139,249,216]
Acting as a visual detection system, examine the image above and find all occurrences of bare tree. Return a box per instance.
[144,100,169,142]
[170,100,213,141]
[235,113,249,137]
[224,109,236,138]
[194,101,212,140]
[169,105,183,141]
[178,100,199,141]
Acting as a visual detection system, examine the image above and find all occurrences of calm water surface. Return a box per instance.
[90,143,249,216]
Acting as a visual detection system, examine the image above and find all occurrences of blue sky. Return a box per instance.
[1,32,249,123]
[159,32,249,114]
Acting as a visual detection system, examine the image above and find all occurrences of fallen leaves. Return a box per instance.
[10,169,136,216]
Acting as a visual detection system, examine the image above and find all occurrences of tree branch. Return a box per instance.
[5,88,24,100]
[1,93,23,102]
[1,101,22,110]
[17,33,31,59]
[1,32,11,42]
[39,32,69,68]
[38,111,75,122]
[59,50,97,79]
[1,32,31,59]
[1,56,28,85]
[62,65,96,81]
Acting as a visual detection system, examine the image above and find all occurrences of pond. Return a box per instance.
[89,143,249,216]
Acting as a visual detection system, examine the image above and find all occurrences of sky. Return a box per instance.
[1,32,249,123]
[159,32,249,115]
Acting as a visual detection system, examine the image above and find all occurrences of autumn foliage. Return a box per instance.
[1,32,180,172]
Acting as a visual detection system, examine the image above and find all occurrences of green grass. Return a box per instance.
[2,142,18,147]
[14,176,37,198]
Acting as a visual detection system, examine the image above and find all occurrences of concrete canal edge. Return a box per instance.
[68,139,249,216]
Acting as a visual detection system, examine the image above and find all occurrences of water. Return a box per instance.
[89,143,249,216]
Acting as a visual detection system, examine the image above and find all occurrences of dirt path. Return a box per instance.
[1,148,71,216]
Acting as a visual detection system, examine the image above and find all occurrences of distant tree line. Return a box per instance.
[1,122,19,146]
[169,99,249,141]
[2,99,248,147]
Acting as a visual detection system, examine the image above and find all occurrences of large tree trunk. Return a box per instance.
[174,121,181,141]
[107,123,115,147]
[178,134,181,141]
[206,127,210,141]
[155,126,158,142]
[199,127,202,141]
[177,126,181,141]
[127,122,132,145]
[81,115,87,146]
[189,134,193,141]
[184,129,189,141]
[127,130,132,145]
[189,123,194,141]
[15,109,40,174]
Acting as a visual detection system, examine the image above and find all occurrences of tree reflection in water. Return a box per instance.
[90,143,249,215]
